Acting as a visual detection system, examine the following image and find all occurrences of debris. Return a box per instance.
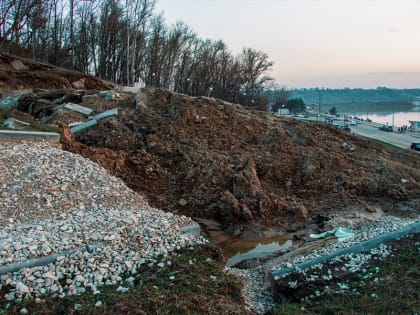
[70,120,97,134]
[2,118,30,130]
[92,108,118,121]
[98,90,118,101]
[10,60,28,71]
[310,227,355,242]
[0,95,21,110]
[64,103,93,116]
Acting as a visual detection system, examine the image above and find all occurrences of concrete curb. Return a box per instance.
[271,221,420,279]
[0,130,60,143]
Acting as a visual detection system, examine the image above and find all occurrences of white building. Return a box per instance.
[409,120,420,131]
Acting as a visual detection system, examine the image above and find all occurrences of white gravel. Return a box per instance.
[230,215,419,314]
[0,142,205,303]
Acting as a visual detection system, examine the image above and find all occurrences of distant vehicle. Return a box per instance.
[366,118,372,122]
[340,126,351,133]
[350,120,360,126]
[379,125,393,132]
[410,142,420,151]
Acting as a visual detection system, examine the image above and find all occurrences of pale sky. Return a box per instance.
[155,0,420,89]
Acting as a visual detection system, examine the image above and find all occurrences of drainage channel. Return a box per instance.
[271,221,420,279]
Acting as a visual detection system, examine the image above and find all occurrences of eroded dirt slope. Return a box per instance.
[62,88,420,235]
[0,52,114,93]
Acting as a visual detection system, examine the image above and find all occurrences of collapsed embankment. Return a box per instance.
[59,88,420,235]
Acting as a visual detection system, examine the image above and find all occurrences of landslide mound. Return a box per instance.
[0,52,114,93]
[63,88,420,233]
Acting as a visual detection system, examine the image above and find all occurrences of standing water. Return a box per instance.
[220,236,292,267]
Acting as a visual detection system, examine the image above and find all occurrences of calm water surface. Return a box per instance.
[220,236,292,267]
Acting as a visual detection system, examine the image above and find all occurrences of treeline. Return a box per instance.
[289,87,420,105]
[0,0,274,108]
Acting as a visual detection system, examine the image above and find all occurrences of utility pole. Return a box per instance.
[318,90,322,121]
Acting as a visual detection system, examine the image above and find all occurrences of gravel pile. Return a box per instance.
[0,142,205,302]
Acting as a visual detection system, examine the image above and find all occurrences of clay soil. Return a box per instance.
[0,52,113,93]
[63,89,420,236]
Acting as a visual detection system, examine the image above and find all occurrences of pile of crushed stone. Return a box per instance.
[0,142,204,302]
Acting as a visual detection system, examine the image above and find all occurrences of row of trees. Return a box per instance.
[0,0,274,108]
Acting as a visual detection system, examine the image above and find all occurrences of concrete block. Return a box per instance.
[0,130,60,143]
[10,59,28,71]
[64,103,93,116]
[93,108,118,121]
[180,223,201,237]
[98,90,116,101]
[70,119,97,134]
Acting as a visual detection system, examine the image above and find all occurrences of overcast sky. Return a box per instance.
[155,0,420,89]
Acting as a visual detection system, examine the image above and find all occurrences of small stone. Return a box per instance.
[157,262,165,268]
[74,303,82,311]
[16,282,30,294]
[20,308,28,315]
[178,199,188,206]
[95,300,102,307]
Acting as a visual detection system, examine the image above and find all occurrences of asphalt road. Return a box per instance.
[294,114,420,151]
[351,123,419,149]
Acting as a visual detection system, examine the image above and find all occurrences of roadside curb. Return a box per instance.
[0,130,60,143]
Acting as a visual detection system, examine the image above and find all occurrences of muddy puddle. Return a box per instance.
[220,236,293,267]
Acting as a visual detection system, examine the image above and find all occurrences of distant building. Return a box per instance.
[409,120,420,131]
[277,108,289,115]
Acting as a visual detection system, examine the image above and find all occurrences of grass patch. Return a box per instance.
[0,245,250,315]
[269,234,420,315]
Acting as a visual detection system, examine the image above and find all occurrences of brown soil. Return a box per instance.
[1,53,419,236]
[61,88,420,235]
[0,52,114,93]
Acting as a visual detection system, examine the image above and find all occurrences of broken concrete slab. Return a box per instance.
[70,119,97,134]
[93,108,118,121]
[0,130,60,143]
[68,121,84,127]
[180,223,201,238]
[0,95,21,110]
[10,59,28,71]
[64,103,93,116]
[2,118,30,130]
[98,90,118,101]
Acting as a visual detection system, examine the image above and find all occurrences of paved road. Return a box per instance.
[294,115,420,151]
[351,123,419,149]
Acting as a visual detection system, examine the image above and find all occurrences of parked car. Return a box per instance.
[410,142,420,151]
[340,125,351,133]
[379,125,393,132]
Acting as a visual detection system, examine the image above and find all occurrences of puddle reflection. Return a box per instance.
[220,236,292,267]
